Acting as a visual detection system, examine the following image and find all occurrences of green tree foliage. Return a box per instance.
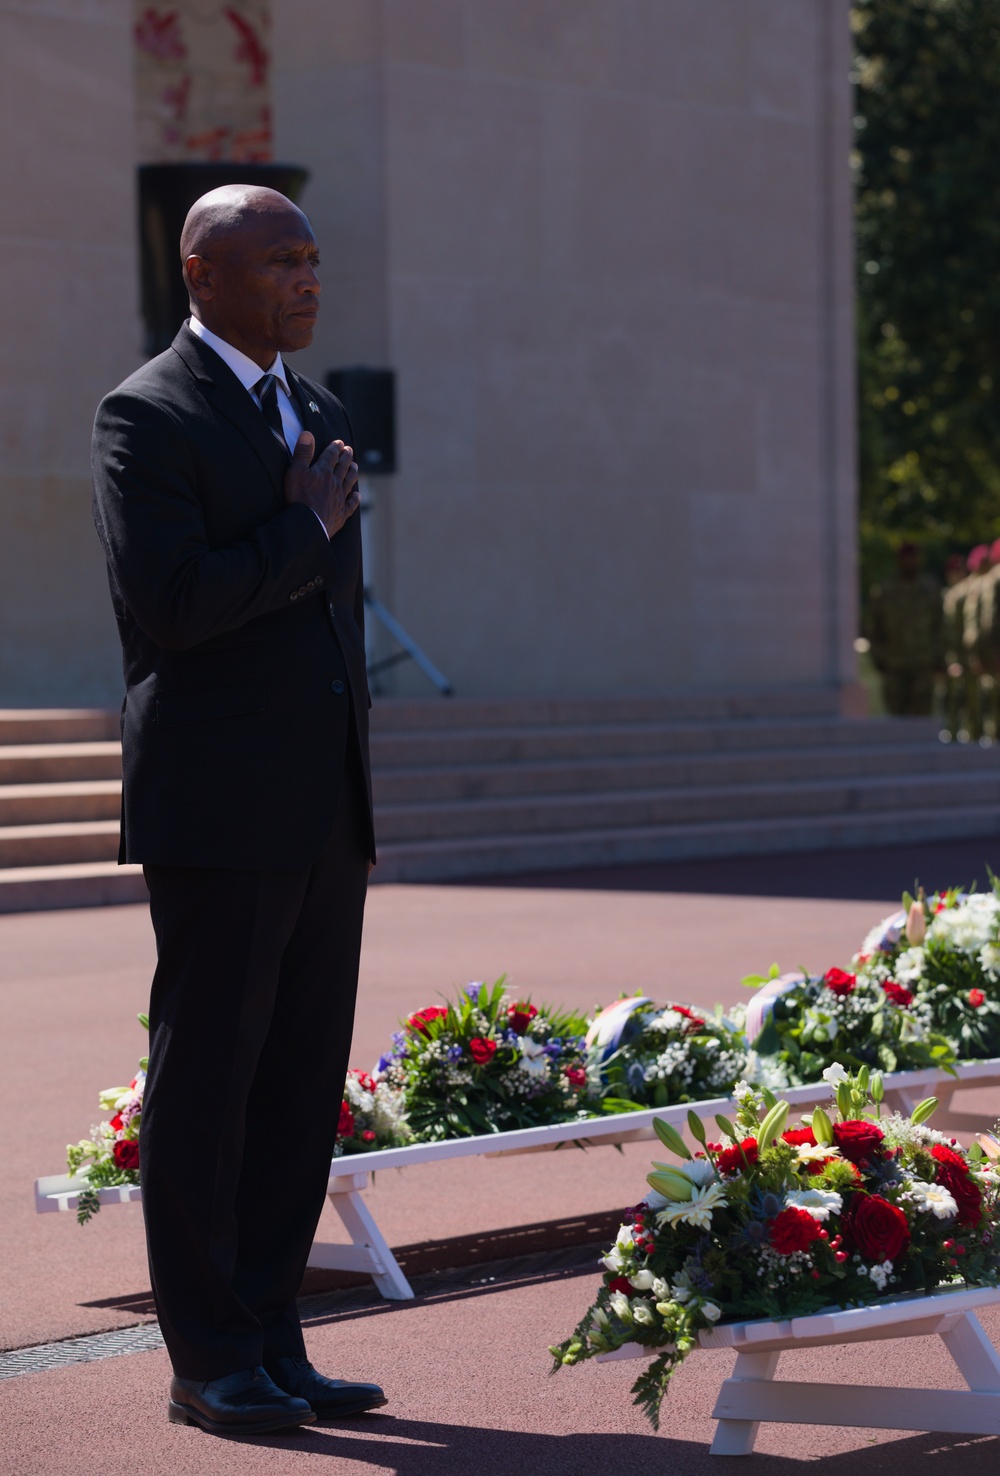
[854,0,1000,565]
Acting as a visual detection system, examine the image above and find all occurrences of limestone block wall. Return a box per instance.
[0,0,142,705]
[274,0,858,699]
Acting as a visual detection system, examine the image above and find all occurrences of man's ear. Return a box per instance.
[184,255,214,303]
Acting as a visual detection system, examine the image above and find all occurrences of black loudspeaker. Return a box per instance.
[325,367,396,475]
[138,162,310,356]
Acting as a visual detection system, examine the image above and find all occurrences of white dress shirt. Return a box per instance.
[187,316,328,539]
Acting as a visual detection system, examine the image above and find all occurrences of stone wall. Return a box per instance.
[273,0,858,700]
[0,1,141,705]
[0,0,857,706]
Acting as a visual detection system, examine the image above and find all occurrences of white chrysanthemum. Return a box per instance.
[929,893,1000,953]
[657,1181,728,1231]
[784,1188,843,1221]
[682,1158,718,1188]
[908,1181,959,1219]
[980,944,1000,977]
[893,947,926,984]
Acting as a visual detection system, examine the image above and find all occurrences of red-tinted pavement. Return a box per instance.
[3,850,1000,1471]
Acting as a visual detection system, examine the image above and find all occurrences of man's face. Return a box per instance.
[187,207,321,364]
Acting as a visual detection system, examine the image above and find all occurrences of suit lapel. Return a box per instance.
[286,370,330,453]
[171,325,289,502]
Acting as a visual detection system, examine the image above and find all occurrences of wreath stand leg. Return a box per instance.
[305,1172,415,1300]
[709,1351,779,1455]
[707,1308,1000,1456]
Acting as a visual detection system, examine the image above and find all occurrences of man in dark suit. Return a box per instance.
[92,185,386,1436]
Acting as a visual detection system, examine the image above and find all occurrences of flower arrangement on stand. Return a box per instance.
[374,977,592,1140]
[66,1013,148,1225]
[334,1068,412,1156]
[585,995,747,1110]
[855,885,1000,1060]
[550,1063,1000,1428]
[736,962,955,1086]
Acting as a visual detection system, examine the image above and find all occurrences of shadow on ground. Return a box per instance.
[463,840,1000,903]
[179,1417,1000,1473]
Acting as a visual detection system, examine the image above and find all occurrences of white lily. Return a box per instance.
[795,1144,842,1167]
[518,1037,550,1078]
[821,1062,849,1088]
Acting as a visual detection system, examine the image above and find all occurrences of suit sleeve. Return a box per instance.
[92,388,331,650]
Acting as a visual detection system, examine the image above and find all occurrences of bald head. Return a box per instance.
[180,184,307,262]
[180,185,321,368]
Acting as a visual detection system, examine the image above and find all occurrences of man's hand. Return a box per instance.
[284,433,360,537]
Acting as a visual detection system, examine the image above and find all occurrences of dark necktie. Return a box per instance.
[253,373,290,456]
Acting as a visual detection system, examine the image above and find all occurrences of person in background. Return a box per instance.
[866,542,944,716]
[942,549,980,739]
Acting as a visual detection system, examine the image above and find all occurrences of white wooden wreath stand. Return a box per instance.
[35,1059,1000,1301]
[599,1285,1000,1455]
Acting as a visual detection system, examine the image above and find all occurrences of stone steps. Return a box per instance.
[0,696,995,907]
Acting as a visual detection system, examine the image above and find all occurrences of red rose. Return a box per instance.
[565,1067,587,1089]
[769,1206,824,1255]
[824,968,856,997]
[407,1005,448,1035]
[109,1113,124,1133]
[607,1276,633,1296]
[970,989,986,1009]
[931,1145,983,1226]
[716,1137,758,1174]
[832,1119,885,1166]
[670,1004,706,1033]
[362,1129,377,1142]
[338,1102,355,1137]
[113,1139,140,1172]
[469,1037,497,1065]
[507,1002,538,1034]
[842,1194,910,1261]
[883,981,914,1007]
[781,1127,817,1148]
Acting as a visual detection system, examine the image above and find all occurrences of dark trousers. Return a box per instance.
[140,752,369,1381]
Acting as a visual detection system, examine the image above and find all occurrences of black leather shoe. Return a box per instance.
[168,1365,316,1435]
[266,1355,388,1418]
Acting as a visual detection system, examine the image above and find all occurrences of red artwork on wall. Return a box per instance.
[134,8,187,63]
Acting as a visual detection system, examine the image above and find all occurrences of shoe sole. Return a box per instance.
[168,1400,317,1436]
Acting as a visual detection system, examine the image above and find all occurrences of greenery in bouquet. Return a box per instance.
[334,1068,412,1156]
[737,963,954,1086]
[585,995,747,1111]
[66,1013,148,1225]
[551,1065,1000,1428]
[855,886,1000,1060]
[374,977,591,1141]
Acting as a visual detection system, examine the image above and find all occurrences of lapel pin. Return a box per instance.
[308,400,319,414]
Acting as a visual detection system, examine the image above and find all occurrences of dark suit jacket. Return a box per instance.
[92,323,375,870]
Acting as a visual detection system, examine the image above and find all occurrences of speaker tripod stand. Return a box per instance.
[359,481,453,696]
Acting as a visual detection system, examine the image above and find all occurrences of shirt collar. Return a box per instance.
[187,317,290,396]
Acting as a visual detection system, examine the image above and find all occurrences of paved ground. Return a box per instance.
[3,839,1000,1472]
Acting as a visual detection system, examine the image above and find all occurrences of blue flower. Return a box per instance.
[464,982,483,1003]
[376,1054,394,1073]
[627,1062,647,1091]
[391,1031,407,1051]
[447,1045,464,1062]
[748,1189,783,1222]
